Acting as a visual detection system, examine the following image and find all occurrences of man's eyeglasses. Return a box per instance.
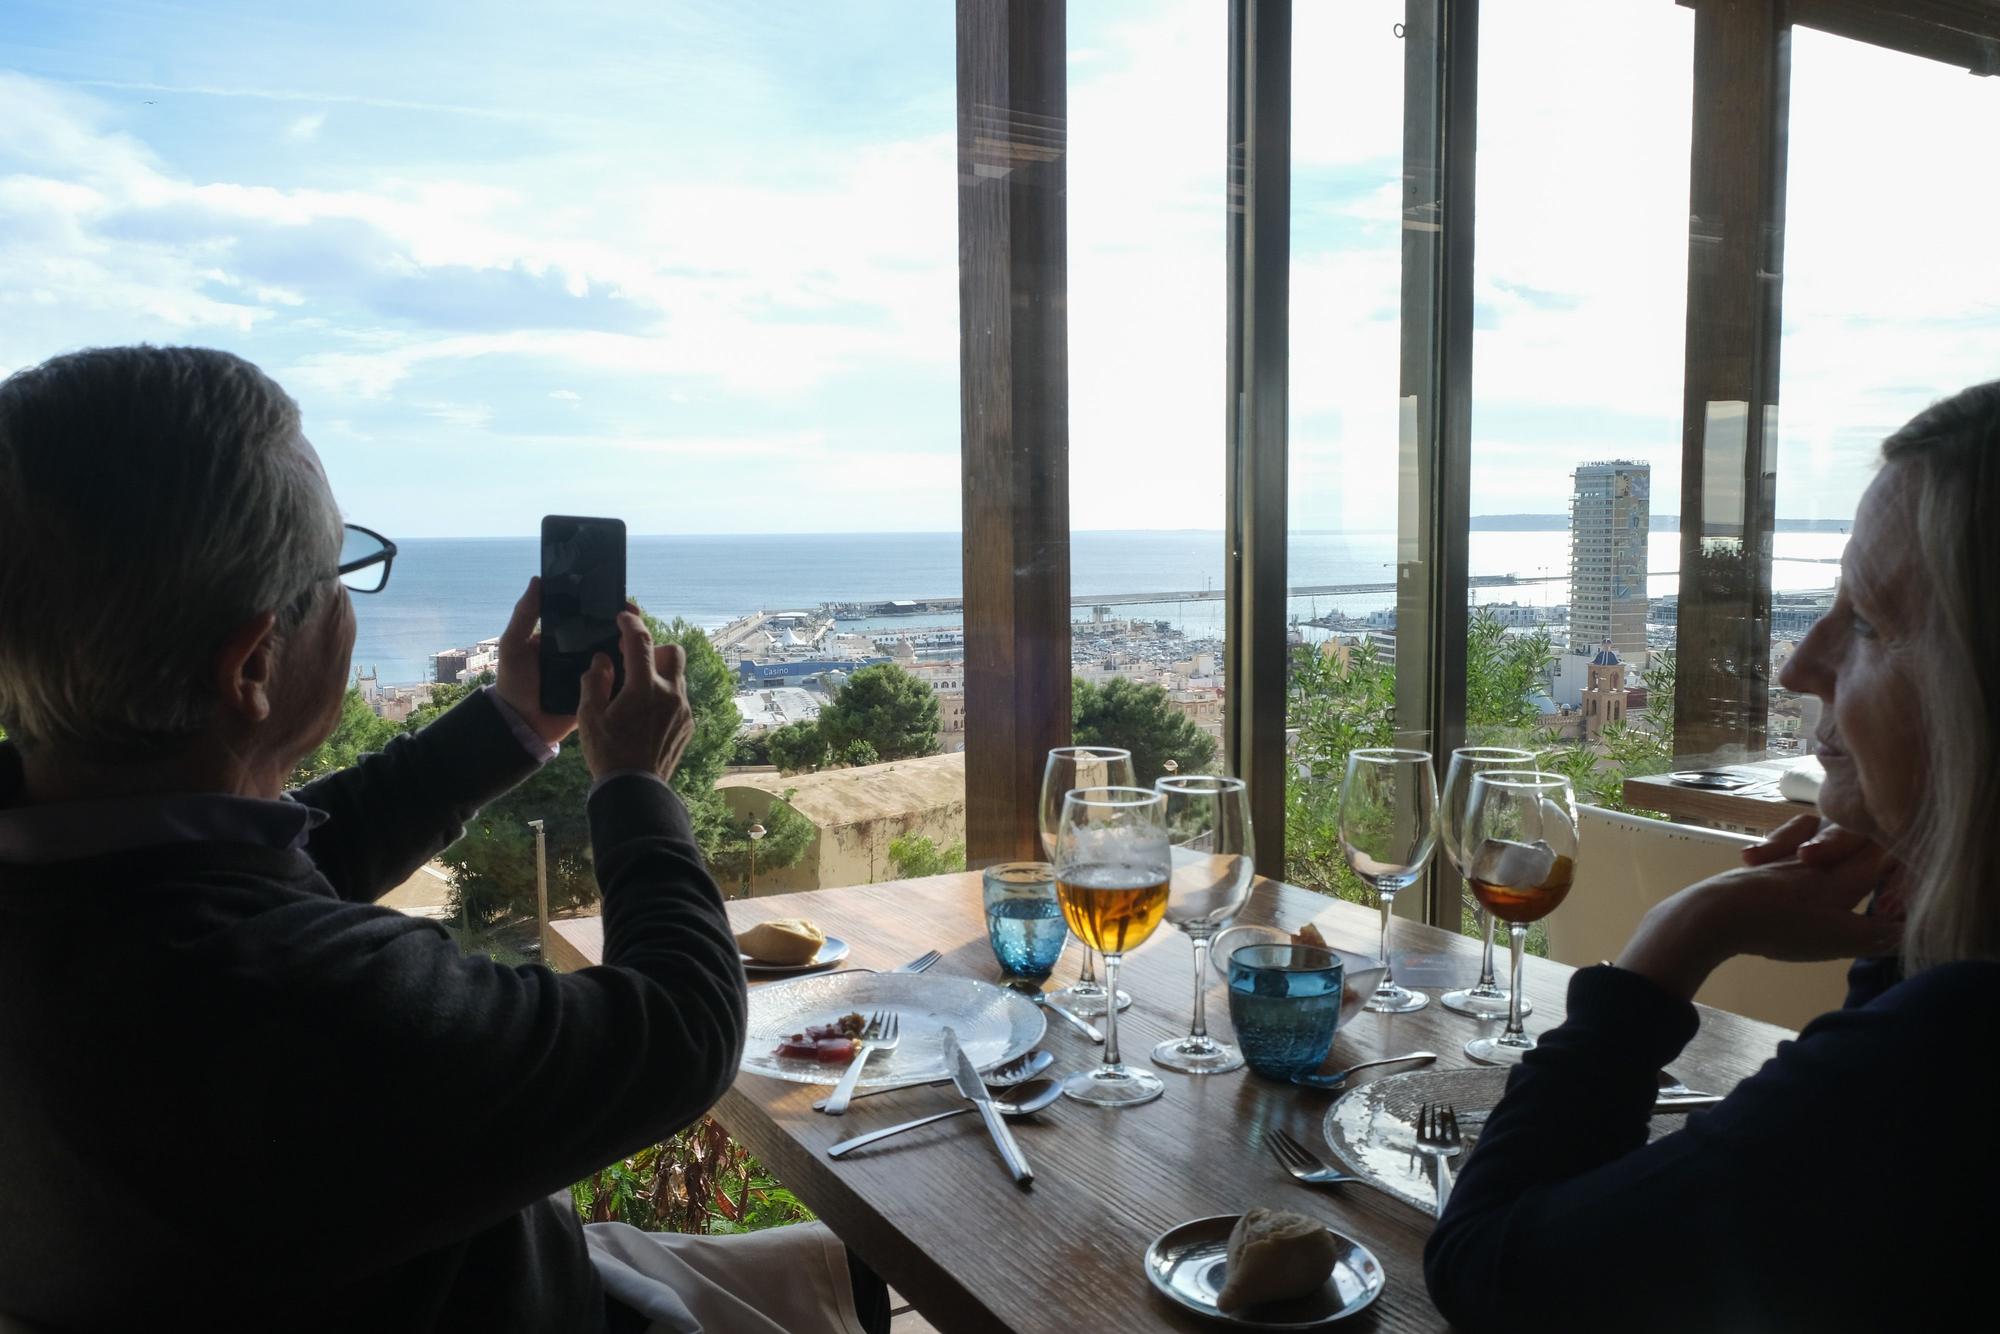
[338,524,398,593]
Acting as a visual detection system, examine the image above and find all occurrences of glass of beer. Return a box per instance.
[1337,748,1439,1013]
[1151,775,1255,1075]
[1438,747,1538,1021]
[1462,770,1579,1066]
[1041,747,1136,1017]
[1054,786,1171,1108]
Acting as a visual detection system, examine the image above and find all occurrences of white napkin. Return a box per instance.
[1778,755,1825,804]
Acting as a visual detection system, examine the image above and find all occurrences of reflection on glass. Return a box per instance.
[1438,747,1536,1021]
[1464,770,1579,1066]
[1338,748,1439,1014]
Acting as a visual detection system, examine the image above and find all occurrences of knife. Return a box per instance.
[943,1026,1033,1186]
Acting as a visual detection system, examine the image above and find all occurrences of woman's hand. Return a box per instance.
[1616,831,1902,1003]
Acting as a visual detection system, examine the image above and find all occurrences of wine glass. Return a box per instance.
[1337,748,1439,1014]
[1041,746,1135,1017]
[1463,770,1579,1066]
[1150,775,1255,1075]
[1053,786,1171,1107]
[1438,747,1537,1021]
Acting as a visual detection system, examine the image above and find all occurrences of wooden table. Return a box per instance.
[551,874,1792,1334]
[1622,756,1817,834]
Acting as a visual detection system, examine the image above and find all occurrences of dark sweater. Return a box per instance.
[1425,958,1997,1332]
[0,694,747,1333]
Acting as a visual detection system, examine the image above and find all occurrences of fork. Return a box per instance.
[1415,1102,1463,1213]
[895,950,941,974]
[820,1011,901,1116]
[1265,1128,1371,1189]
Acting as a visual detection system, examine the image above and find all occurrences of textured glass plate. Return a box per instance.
[1144,1215,1385,1327]
[1323,1067,1677,1215]
[741,936,849,977]
[741,971,1045,1086]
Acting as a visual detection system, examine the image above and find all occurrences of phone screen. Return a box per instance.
[539,514,627,714]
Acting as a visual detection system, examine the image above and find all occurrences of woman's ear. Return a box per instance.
[213,611,279,726]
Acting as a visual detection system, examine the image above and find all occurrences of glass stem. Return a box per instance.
[1478,909,1499,989]
[1188,936,1210,1039]
[1102,953,1124,1068]
[1504,923,1528,1041]
[1079,945,1099,986]
[1377,886,1397,986]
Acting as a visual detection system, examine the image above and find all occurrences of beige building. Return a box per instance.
[935,687,967,753]
[718,752,967,894]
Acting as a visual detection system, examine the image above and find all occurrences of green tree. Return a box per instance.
[1538,650,1676,815]
[730,732,772,767]
[887,833,966,879]
[402,672,491,732]
[292,686,401,786]
[767,720,828,774]
[839,738,879,768]
[704,795,817,897]
[1071,676,1218,786]
[817,663,938,761]
[1464,613,1554,746]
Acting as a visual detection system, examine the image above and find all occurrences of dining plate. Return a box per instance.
[1323,1067,1679,1215]
[1144,1215,1385,1328]
[741,936,850,977]
[741,970,1045,1087]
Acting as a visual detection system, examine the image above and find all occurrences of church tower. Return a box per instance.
[1580,640,1627,739]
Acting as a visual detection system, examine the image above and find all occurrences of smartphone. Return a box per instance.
[539,515,627,715]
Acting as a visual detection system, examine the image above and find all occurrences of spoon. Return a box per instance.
[811,1049,1055,1111]
[1010,985,1105,1043]
[1288,1050,1439,1091]
[826,1078,1063,1159]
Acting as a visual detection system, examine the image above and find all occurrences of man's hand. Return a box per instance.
[576,612,691,785]
[492,576,580,748]
[1617,834,1902,1002]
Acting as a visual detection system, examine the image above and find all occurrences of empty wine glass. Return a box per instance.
[1338,748,1439,1014]
[1438,747,1537,1021]
[1041,746,1134,1017]
[1054,787,1171,1108]
[1463,771,1579,1066]
[1150,775,1255,1075]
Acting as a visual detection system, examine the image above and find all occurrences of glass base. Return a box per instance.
[1063,1063,1165,1107]
[1363,982,1431,1015]
[1465,1033,1536,1065]
[1440,986,1531,1021]
[1151,1034,1244,1075]
[1052,984,1131,1017]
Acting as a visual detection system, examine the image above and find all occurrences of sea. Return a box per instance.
[350,529,1849,687]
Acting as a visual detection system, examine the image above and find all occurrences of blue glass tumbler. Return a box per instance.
[982,862,1069,984]
[1227,943,1346,1082]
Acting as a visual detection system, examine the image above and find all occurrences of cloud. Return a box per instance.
[286,111,325,141]
[548,389,580,401]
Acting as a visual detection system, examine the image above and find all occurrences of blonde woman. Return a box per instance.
[1427,381,2000,1332]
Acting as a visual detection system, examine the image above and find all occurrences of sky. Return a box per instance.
[2,1,1994,538]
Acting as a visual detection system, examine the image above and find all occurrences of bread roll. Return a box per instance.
[1216,1208,1338,1312]
[736,918,825,965]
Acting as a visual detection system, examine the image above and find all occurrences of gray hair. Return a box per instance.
[1878,379,2000,972]
[0,346,344,760]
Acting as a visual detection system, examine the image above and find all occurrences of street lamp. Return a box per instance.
[526,818,548,962]
[746,822,767,897]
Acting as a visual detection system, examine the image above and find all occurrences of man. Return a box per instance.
[0,347,877,1333]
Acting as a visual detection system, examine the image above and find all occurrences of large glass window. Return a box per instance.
[1064,1,1228,786]
[1771,25,2000,752]
[1466,0,1693,807]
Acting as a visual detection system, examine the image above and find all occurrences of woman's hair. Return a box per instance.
[0,346,344,761]
[1879,379,2000,972]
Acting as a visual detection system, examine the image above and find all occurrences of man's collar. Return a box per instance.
[0,741,328,865]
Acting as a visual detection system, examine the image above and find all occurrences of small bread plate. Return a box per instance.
[741,936,850,977]
[742,970,1045,1087]
[1144,1215,1385,1328]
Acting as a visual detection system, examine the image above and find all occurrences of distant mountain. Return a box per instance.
[1470,514,1850,534]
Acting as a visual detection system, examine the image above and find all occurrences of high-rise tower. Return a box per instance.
[1568,460,1650,661]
